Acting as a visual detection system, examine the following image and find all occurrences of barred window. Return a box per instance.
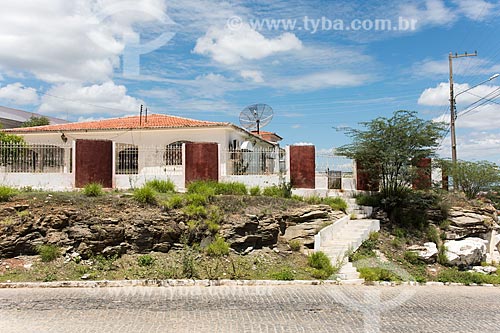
[117,145,138,174]
[164,142,183,166]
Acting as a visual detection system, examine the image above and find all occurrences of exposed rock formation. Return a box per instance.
[408,242,438,263]
[444,206,499,240]
[0,201,345,258]
[444,238,487,267]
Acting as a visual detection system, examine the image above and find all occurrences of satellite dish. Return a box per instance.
[239,103,273,134]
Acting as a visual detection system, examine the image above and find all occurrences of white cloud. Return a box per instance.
[438,131,500,160]
[400,0,456,27]
[452,0,497,20]
[38,81,143,118]
[419,81,500,106]
[413,56,500,79]
[0,83,39,105]
[275,71,371,91]
[240,70,264,83]
[193,24,302,65]
[0,0,170,83]
[458,104,500,130]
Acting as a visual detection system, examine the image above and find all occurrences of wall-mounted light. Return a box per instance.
[61,133,67,143]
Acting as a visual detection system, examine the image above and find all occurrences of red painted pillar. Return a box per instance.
[289,145,315,189]
[185,142,219,184]
[413,158,432,190]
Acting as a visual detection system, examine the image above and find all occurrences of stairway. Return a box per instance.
[315,194,380,283]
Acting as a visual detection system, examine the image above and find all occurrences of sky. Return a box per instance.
[0,0,500,163]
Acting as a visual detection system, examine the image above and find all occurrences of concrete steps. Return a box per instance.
[317,217,380,282]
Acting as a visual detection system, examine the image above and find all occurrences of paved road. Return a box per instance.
[1,285,500,333]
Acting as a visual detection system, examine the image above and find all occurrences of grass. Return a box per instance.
[358,267,400,282]
[262,183,292,198]
[271,267,295,280]
[303,196,347,212]
[214,182,247,195]
[137,254,155,267]
[183,204,208,218]
[308,251,335,279]
[133,185,157,204]
[249,186,261,196]
[355,193,382,207]
[83,183,104,197]
[145,179,175,193]
[0,186,17,202]
[437,268,500,285]
[289,240,301,252]
[205,236,230,257]
[36,244,61,262]
[164,194,184,209]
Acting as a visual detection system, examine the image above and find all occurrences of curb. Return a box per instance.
[0,279,499,289]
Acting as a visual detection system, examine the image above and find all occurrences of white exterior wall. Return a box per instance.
[220,175,281,188]
[0,173,74,191]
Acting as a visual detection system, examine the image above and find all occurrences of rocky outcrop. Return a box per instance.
[408,242,438,263]
[444,237,487,267]
[0,202,345,258]
[444,206,499,240]
[220,205,345,251]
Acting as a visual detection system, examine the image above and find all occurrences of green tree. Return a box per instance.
[444,160,500,199]
[337,110,445,198]
[21,116,50,127]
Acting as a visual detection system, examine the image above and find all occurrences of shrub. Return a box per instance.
[214,182,247,195]
[262,183,292,198]
[289,240,301,251]
[145,179,175,193]
[358,267,399,282]
[183,204,208,218]
[271,267,295,280]
[83,183,104,197]
[0,186,17,202]
[249,186,261,196]
[187,181,216,197]
[36,244,60,262]
[404,251,420,265]
[355,193,382,207]
[426,225,440,244]
[437,245,448,265]
[137,254,155,267]
[308,251,334,278]
[437,268,500,285]
[205,236,230,257]
[323,197,348,212]
[305,196,323,205]
[133,186,157,204]
[165,194,184,209]
[185,193,208,206]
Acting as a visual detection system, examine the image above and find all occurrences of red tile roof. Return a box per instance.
[6,114,229,132]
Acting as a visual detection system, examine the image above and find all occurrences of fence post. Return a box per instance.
[111,141,116,189]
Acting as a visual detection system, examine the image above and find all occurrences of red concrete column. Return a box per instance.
[289,145,315,189]
[355,160,379,191]
[185,142,219,184]
[413,158,432,190]
[75,140,113,188]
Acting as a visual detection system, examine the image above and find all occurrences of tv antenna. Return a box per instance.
[239,103,274,134]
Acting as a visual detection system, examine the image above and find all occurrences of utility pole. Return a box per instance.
[449,51,477,163]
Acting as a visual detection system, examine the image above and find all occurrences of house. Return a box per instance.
[2,113,286,190]
[0,105,68,129]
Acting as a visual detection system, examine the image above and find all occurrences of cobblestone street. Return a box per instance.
[1,285,500,333]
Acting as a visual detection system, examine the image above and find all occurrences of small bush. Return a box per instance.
[305,196,323,205]
[308,251,334,278]
[426,225,440,244]
[355,193,382,207]
[165,194,184,209]
[289,240,301,251]
[36,244,60,262]
[437,268,500,285]
[215,182,247,195]
[145,179,175,193]
[358,267,399,282]
[250,186,261,196]
[437,245,448,265]
[133,186,157,204]
[205,236,230,257]
[185,193,208,206]
[404,251,421,265]
[0,186,17,202]
[271,267,295,280]
[83,183,104,197]
[187,181,216,197]
[262,183,292,198]
[323,197,348,212]
[183,204,208,218]
[137,254,155,267]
